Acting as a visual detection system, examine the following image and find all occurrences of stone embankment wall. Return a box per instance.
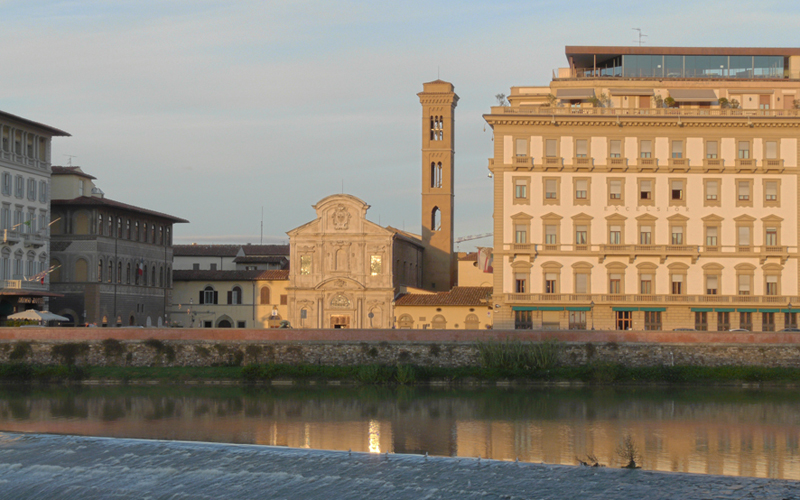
[0,328,799,368]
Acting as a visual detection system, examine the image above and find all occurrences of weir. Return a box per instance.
[0,433,798,499]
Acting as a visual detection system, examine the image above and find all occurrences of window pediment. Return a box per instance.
[667,213,689,222]
[510,212,533,221]
[702,214,724,222]
[734,214,756,222]
[571,212,593,221]
[761,214,784,223]
[635,214,657,222]
[605,214,627,222]
[541,212,563,222]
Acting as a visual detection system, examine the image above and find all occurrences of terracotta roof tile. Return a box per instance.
[173,244,240,257]
[173,269,289,281]
[240,244,289,256]
[51,166,97,180]
[394,286,492,306]
[52,196,188,223]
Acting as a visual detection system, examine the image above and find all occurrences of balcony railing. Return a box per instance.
[2,279,47,291]
[489,106,800,118]
[504,292,800,305]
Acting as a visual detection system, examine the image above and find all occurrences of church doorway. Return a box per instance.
[330,315,350,329]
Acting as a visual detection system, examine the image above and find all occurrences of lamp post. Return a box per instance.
[590,300,595,330]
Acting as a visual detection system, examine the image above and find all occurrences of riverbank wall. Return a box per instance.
[0,328,799,368]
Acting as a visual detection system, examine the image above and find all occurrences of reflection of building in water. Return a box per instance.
[0,392,799,480]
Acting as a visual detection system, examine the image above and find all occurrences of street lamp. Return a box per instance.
[590,300,595,330]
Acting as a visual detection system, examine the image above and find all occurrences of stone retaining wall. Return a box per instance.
[0,327,799,368]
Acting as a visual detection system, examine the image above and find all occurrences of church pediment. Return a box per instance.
[314,277,366,290]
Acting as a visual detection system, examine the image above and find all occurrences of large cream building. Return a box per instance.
[485,46,800,331]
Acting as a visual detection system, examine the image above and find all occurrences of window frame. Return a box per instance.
[703,178,721,207]
[637,178,655,206]
[512,176,530,205]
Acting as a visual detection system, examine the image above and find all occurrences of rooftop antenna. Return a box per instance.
[64,154,77,166]
[632,28,647,46]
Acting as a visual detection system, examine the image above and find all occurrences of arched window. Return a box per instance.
[431,314,447,329]
[75,212,88,235]
[75,258,87,282]
[98,214,103,235]
[143,223,147,242]
[431,207,441,231]
[159,226,163,245]
[50,259,62,282]
[134,221,139,241]
[107,216,112,236]
[200,285,217,304]
[126,263,131,284]
[117,217,122,238]
[465,313,480,330]
[159,266,164,287]
[430,162,443,189]
[229,286,242,304]
[150,266,155,286]
[260,286,271,305]
[117,261,122,283]
[126,219,131,239]
[151,225,155,244]
[166,266,171,287]
[398,314,414,329]
[97,258,103,282]
[166,227,171,245]
[107,260,113,283]
[141,265,147,285]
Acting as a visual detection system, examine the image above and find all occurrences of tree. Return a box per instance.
[616,434,641,469]
[495,93,508,106]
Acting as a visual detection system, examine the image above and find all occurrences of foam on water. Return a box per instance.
[0,432,798,499]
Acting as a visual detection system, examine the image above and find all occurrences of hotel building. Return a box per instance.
[484,46,800,331]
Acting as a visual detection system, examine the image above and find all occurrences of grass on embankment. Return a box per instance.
[1,340,799,384]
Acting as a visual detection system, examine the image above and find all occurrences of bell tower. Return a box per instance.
[418,80,458,291]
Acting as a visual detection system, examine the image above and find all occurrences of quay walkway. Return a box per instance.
[0,433,797,499]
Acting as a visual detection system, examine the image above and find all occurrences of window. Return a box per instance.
[143,223,148,242]
[575,139,588,158]
[370,255,382,275]
[1,173,10,195]
[738,141,750,159]
[765,275,778,296]
[609,180,622,200]
[759,94,770,110]
[514,225,527,244]
[738,226,751,249]
[785,312,798,329]
[107,260,113,283]
[431,207,441,231]
[514,179,528,200]
[97,259,103,282]
[515,138,527,157]
[671,274,684,295]
[609,273,622,294]
[126,220,131,239]
[640,140,652,158]
[544,179,558,201]
[575,272,588,294]
[14,176,23,198]
[575,179,588,200]
[639,225,652,245]
[210,263,217,271]
[765,227,778,246]
[126,263,131,284]
[737,181,750,203]
[609,225,621,244]
[695,312,708,332]
[544,225,557,245]
[640,274,653,294]
[671,180,683,201]
[515,273,527,293]
[544,273,557,293]
[717,312,730,332]
[765,180,779,204]
[575,225,588,245]
[515,310,533,329]
[706,275,718,295]
[134,221,139,240]
[644,311,662,331]
[705,180,718,201]
[762,312,775,332]
[639,179,652,202]
[671,140,683,159]
[671,225,683,245]
[117,262,121,283]
[229,286,242,305]
[609,140,621,158]
[201,286,218,304]
[738,274,751,295]
[260,287,271,305]
[569,311,586,330]
[27,178,35,201]
[300,255,312,275]
[545,139,557,157]
[740,312,753,331]
[430,162,442,188]
[765,141,778,160]
[706,226,718,248]
[706,141,718,159]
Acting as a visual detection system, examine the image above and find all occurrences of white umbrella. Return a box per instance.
[8,310,69,322]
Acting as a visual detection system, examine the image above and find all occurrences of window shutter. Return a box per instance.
[575,273,587,293]
[546,139,557,157]
[707,276,718,289]
[640,140,652,154]
[227,291,232,304]
[515,139,527,156]
[738,182,749,198]
[610,140,621,156]
[671,141,682,155]
[707,181,718,197]
[740,275,750,291]
[767,275,778,283]
[576,140,588,156]
[738,227,750,245]
[576,179,587,191]
[766,182,777,197]
[707,141,718,156]
[765,141,777,159]
[213,291,218,304]
[199,290,204,304]
[672,274,683,283]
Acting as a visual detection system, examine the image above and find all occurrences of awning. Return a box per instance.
[760,308,781,313]
[690,307,713,312]
[566,306,592,311]
[733,89,774,94]
[737,308,758,313]
[781,309,796,313]
[609,88,654,96]
[668,89,718,103]
[512,306,537,311]
[612,307,638,312]
[539,306,564,311]
[640,307,666,312]
[556,88,596,100]
[714,308,735,312]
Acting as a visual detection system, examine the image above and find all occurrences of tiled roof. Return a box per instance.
[233,256,288,265]
[240,244,289,256]
[459,252,478,262]
[172,269,289,281]
[51,166,97,180]
[394,286,492,306]
[0,110,70,136]
[52,196,188,223]
[173,244,240,257]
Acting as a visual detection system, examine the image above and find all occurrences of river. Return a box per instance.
[0,384,797,480]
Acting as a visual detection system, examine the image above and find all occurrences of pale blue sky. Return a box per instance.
[1,0,798,247]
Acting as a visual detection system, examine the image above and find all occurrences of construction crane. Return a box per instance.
[455,233,492,244]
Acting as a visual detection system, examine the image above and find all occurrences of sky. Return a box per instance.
[1,0,798,249]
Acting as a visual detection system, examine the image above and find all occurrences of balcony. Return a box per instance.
[512,156,533,170]
[23,232,45,248]
[573,157,594,171]
[703,158,724,171]
[638,158,658,171]
[1,279,47,291]
[542,157,563,170]
[607,157,628,170]
[668,158,690,172]
[503,292,800,306]
[488,106,800,119]
[764,158,784,172]
[598,244,700,264]
[735,158,757,172]
[2,229,21,244]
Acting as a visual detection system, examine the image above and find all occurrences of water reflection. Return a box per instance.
[0,385,798,479]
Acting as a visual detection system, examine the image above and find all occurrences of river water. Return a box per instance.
[0,384,798,480]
